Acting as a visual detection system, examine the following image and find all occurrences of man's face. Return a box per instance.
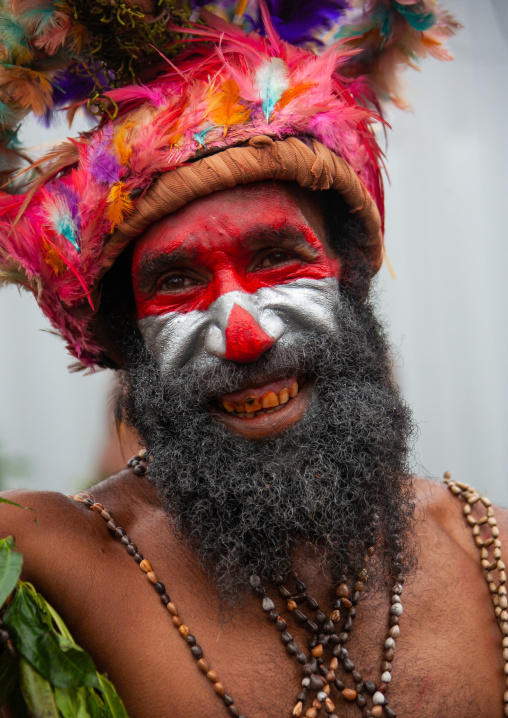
[131,183,341,439]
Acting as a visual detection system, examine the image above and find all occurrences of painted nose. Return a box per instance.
[224,303,276,362]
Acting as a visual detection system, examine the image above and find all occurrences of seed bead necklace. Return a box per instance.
[70,452,404,718]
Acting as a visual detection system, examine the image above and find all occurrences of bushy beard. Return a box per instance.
[118,292,416,600]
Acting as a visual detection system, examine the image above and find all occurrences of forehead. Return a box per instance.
[132,182,330,261]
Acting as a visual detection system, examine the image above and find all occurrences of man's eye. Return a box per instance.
[156,275,200,293]
[258,251,296,269]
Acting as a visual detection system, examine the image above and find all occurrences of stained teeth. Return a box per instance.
[289,381,298,398]
[244,395,262,412]
[223,401,235,413]
[262,391,279,409]
[278,388,289,405]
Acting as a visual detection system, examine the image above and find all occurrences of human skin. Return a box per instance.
[1,184,507,717]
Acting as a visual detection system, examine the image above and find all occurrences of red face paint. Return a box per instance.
[132,185,340,320]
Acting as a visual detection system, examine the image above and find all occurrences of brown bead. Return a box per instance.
[293,702,303,717]
[305,709,317,718]
[330,657,339,670]
[139,559,152,573]
[323,684,330,696]
[384,649,395,662]
[371,707,383,718]
[378,683,388,693]
[207,670,219,682]
[197,658,209,673]
[166,602,178,616]
[213,682,225,696]
[354,581,365,592]
[312,699,322,709]
[171,615,182,627]
[342,689,357,701]
[324,698,335,714]
[336,583,349,598]
[381,661,392,672]
[341,598,352,608]
[330,610,341,622]
[178,625,190,638]
[91,503,104,513]
[311,644,323,658]
[287,599,298,611]
[326,670,336,682]
[146,571,158,584]
[100,509,112,521]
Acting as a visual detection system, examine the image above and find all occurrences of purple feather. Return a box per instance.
[41,65,112,127]
[88,126,120,185]
[259,0,352,44]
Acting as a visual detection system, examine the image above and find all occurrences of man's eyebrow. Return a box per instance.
[135,251,189,291]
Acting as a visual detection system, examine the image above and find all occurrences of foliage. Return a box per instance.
[0,536,129,717]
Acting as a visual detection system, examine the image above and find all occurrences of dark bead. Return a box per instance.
[154,582,165,595]
[296,652,307,664]
[309,658,318,673]
[272,574,284,585]
[120,535,130,546]
[106,520,117,531]
[320,635,330,647]
[278,586,291,598]
[334,678,345,691]
[127,456,137,467]
[329,634,340,645]
[316,657,323,667]
[82,498,94,507]
[338,632,349,644]
[254,586,266,598]
[160,594,170,605]
[302,663,313,676]
[364,681,376,695]
[190,645,203,659]
[297,689,308,702]
[356,682,365,693]
[323,619,334,634]
[319,665,328,677]
[281,631,293,644]
[186,635,196,646]
[344,617,353,632]
[296,579,307,592]
[332,600,341,610]
[339,647,348,660]
[133,464,145,476]
[268,610,279,622]
[385,708,397,718]
[309,675,324,691]
[127,544,137,555]
[228,706,240,717]
[350,608,357,619]
[356,695,367,708]
[294,610,307,623]
[223,694,234,707]
[286,641,299,656]
[114,527,126,539]
[134,553,143,563]
[363,709,372,718]
[315,610,326,624]
[343,658,355,672]
[306,620,319,634]
[308,635,319,649]
[352,670,362,683]
[292,594,306,605]
[306,596,319,611]
[352,591,361,605]
[249,575,261,588]
[390,616,400,626]
[276,617,287,631]
[0,629,9,643]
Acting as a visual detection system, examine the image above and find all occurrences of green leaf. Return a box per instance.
[97,676,130,718]
[0,649,18,706]
[54,686,94,718]
[0,535,23,607]
[0,497,36,522]
[19,657,59,717]
[4,585,100,690]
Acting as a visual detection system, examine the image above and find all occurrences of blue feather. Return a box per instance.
[393,2,436,32]
[255,58,289,121]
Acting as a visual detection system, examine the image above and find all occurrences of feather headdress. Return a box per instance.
[0,0,459,368]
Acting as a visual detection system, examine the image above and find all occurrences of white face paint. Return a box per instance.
[138,277,341,373]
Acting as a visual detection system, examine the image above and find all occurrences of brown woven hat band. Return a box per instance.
[103,135,383,277]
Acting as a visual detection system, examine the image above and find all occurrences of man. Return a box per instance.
[0,1,506,717]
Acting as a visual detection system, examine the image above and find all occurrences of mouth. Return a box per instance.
[210,376,310,438]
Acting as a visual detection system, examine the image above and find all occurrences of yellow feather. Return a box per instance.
[43,242,67,277]
[209,79,250,137]
[107,182,134,231]
[277,83,316,111]
[113,122,134,166]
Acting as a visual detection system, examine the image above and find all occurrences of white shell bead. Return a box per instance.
[381,671,392,683]
[373,691,385,705]
[389,625,400,638]
[384,638,395,649]
[390,603,403,617]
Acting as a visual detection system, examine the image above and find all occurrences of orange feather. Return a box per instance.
[107,182,134,231]
[209,79,250,137]
[277,82,317,111]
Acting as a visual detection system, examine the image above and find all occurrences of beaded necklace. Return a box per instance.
[70,461,508,718]
[71,452,403,718]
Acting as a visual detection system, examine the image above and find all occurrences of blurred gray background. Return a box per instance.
[0,0,507,502]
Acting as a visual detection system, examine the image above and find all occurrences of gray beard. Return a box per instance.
[119,292,416,600]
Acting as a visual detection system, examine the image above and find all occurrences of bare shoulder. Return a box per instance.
[413,476,508,559]
[0,470,160,584]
